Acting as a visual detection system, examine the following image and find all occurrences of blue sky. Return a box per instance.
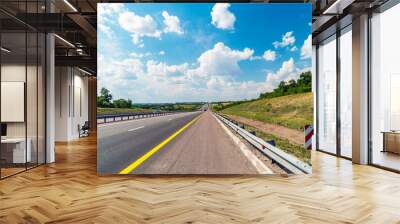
[98,3,311,103]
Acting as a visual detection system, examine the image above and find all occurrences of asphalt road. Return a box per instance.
[97,110,260,174]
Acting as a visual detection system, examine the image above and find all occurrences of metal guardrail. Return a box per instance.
[214,113,312,174]
[97,111,176,124]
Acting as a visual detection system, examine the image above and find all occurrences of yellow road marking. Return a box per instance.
[119,115,201,174]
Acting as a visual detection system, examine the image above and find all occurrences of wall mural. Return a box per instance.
[97,3,313,175]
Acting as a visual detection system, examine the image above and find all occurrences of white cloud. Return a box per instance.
[205,75,273,101]
[146,60,189,78]
[189,42,254,78]
[159,51,165,55]
[263,50,276,61]
[98,23,113,39]
[211,3,236,30]
[99,43,280,103]
[98,3,125,17]
[266,58,302,87]
[98,57,144,84]
[118,11,162,45]
[290,46,298,52]
[162,11,184,35]
[98,3,126,40]
[300,34,312,60]
[273,31,296,48]
[130,52,152,58]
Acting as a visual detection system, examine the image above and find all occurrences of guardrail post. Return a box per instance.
[266,139,276,147]
[304,125,313,150]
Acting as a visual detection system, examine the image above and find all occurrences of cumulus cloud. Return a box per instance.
[290,46,298,52]
[205,75,274,101]
[118,11,162,45]
[162,11,184,35]
[98,3,126,39]
[300,34,312,59]
[146,60,189,78]
[118,10,184,45]
[159,51,165,55]
[263,50,276,61]
[266,58,308,88]
[98,3,125,17]
[189,42,254,78]
[273,31,296,48]
[211,3,236,30]
[98,42,277,102]
[98,56,144,95]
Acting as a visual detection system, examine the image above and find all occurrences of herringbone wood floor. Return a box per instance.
[1,135,400,223]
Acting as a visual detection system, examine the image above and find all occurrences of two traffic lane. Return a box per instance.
[97,111,202,174]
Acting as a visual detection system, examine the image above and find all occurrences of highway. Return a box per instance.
[98,110,272,174]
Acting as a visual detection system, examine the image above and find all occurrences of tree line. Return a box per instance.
[259,71,311,99]
[97,87,203,111]
[213,71,312,111]
[97,88,133,108]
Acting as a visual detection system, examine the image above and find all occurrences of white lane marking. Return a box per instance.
[128,126,145,132]
[213,114,274,174]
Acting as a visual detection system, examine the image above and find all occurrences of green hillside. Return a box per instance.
[220,92,313,131]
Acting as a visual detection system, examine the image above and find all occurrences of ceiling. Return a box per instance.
[311,0,391,44]
[0,0,98,75]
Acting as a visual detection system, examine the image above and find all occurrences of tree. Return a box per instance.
[97,87,113,108]
[113,99,132,108]
[259,71,312,99]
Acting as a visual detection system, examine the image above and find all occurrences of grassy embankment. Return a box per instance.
[219,93,313,130]
[214,92,313,164]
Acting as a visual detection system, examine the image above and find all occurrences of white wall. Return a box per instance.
[55,67,89,141]
[71,72,89,138]
[55,66,69,141]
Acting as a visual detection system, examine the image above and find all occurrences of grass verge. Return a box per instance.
[241,124,311,165]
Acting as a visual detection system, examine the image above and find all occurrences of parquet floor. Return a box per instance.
[1,135,400,223]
